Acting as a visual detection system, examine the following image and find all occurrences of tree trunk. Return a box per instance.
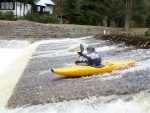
[107,16,111,27]
[125,0,132,32]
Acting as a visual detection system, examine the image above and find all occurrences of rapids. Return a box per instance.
[0,36,150,113]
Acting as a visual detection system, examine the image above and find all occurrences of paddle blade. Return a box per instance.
[80,44,84,52]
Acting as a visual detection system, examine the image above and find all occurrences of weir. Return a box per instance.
[0,37,148,109]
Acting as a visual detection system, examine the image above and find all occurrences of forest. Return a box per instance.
[0,0,150,30]
[53,0,150,29]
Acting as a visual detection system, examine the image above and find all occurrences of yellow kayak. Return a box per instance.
[51,60,135,77]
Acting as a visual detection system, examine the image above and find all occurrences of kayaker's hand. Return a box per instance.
[77,52,83,56]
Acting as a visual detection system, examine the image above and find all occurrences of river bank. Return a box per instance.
[0,20,149,48]
[0,20,149,39]
[0,20,110,39]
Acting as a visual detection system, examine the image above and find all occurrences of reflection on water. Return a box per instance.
[0,37,150,113]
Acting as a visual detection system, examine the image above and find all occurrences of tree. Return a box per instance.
[124,0,133,31]
[107,0,125,27]
[62,0,79,23]
[132,0,148,27]
[62,0,108,25]
[60,0,150,27]
[53,0,65,14]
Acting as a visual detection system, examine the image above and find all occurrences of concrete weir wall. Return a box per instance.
[0,20,113,39]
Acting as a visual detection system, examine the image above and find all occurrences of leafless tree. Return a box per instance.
[125,0,133,32]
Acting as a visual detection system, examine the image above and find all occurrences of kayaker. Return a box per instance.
[77,46,101,66]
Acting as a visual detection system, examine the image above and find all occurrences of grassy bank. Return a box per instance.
[0,20,149,39]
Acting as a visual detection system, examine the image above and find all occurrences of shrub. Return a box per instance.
[4,11,14,20]
[0,10,58,23]
[0,11,5,20]
[24,10,58,23]
[0,11,14,20]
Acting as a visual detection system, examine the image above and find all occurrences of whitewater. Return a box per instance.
[0,36,150,113]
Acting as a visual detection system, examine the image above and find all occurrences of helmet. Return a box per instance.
[87,46,95,52]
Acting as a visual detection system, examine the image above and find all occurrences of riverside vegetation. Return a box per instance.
[1,0,150,36]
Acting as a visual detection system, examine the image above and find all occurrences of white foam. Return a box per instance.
[0,40,44,108]
[96,46,116,52]
[1,90,150,113]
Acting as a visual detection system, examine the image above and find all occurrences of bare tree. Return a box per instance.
[125,0,133,32]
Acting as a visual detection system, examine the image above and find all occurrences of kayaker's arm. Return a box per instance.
[77,52,91,60]
[82,54,91,60]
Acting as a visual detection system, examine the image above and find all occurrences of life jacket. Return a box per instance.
[83,51,101,66]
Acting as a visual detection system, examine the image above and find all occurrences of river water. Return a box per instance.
[0,36,150,113]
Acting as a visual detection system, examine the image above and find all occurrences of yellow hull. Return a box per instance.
[51,60,135,77]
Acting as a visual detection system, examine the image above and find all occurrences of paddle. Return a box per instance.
[78,44,84,60]
[80,44,84,52]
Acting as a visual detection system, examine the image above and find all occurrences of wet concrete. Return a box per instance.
[6,37,150,108]
[95,34,150,48]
